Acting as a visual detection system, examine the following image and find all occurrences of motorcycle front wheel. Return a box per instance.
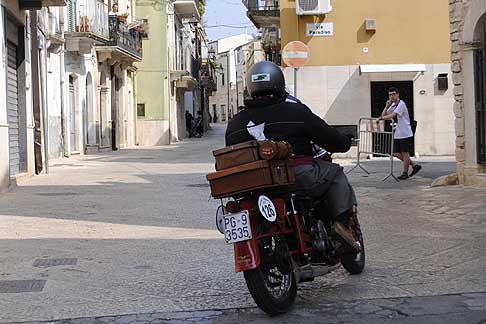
[244,265,297,316]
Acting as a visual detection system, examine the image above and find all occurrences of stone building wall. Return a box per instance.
[449,0,486,186]
[449,0,470,184]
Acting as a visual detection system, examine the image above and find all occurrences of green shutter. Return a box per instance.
[68,0,76,32]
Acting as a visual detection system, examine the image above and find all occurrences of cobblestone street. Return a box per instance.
[1,125,485,323]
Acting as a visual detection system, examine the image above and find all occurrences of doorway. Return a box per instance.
[371,81,415,156]
[69,75,78,153]
[127,89,134,146]
[111,75,121,150]
[474,15,486,164]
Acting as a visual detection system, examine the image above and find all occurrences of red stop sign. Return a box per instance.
[282,41,310,68]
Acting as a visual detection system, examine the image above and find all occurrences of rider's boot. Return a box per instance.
[334,207,361,252]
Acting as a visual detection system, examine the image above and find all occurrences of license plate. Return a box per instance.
[223,211,252,244]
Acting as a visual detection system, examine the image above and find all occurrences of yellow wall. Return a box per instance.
[281,0,451,66]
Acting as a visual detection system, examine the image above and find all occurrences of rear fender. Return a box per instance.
[234,237,260,272]
[232,196,288,272]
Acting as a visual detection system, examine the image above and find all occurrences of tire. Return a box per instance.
[244,266,297,316]
[341,217,366,275]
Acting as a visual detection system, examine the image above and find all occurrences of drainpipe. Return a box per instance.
[40,37,49,173]
[226,51,230,120]
[59,7,67,157]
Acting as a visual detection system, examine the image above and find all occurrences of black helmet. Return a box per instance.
[246,61,285,97]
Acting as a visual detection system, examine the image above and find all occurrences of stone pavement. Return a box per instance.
[0,124,485,323]
[9,292,486,324]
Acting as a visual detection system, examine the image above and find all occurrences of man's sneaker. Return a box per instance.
[410,164,422,177]
[334,222,361,252]
[398,173,409,180]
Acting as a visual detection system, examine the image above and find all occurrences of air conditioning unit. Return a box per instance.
[296,0,332,16]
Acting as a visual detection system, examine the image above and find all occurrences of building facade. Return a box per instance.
[64,0,142,154]
[0,0,144,192]
[235,38,265,106]
[208,33,253,123]
[1,0,70,192]
[136,0,214,145]
[449,0,486,186]
[244,0,455,157]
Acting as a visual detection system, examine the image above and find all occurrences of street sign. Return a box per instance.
[282,41,310,69]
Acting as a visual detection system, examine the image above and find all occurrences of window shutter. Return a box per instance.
[68,0,76,32]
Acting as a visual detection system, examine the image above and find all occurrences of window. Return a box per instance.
[221,104,226,122]
[222,73,225,86]
[137,104,145,117]
[140,18,149,39]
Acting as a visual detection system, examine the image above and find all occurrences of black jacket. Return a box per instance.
[225,96,351,156]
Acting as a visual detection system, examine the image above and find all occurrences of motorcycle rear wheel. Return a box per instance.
[244,266,297,316]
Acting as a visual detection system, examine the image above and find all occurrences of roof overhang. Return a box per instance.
[359,64,427,73]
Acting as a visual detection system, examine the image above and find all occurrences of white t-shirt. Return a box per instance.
[387,100,413,139]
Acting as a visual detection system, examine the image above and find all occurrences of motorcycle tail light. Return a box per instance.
[226,201,240,213]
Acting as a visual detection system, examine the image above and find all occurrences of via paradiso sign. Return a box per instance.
[306,22,334,37]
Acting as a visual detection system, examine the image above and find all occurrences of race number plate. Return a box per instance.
[223,211,252,244]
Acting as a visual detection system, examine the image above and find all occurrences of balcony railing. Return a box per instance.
[244,0,279,11]
[244,0,280,28]
[67,0,109,39]
[200,61,216,91]
[107,16,143,59]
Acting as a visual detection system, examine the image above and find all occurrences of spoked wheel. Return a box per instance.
[243,236,297,315]
[341,215,366,274]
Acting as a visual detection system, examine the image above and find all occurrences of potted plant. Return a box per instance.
[118,13,129,23]
[76,16,90,32]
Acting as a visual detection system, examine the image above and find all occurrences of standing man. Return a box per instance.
[380,87,421,180]
[185,111,194,138]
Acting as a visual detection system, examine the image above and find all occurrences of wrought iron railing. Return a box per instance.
[200,61,216,90]
[244,0,279,11]
[108,16,143,58]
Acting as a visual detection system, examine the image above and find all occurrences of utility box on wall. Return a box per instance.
[438,73,449,91]
[296,0,332,16]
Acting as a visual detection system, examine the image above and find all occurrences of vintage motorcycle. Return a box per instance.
[207,141,365,315]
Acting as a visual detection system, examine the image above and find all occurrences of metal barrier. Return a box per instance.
[347,118,398,182]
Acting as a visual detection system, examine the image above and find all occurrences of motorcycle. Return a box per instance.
[212,147,365,315]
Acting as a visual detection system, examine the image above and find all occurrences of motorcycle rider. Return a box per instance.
[225,61,360,251]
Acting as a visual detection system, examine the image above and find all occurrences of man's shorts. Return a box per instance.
[394,137,413,153]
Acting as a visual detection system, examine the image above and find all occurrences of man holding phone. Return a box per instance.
[380,87,421,180]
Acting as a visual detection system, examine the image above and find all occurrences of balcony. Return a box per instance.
[262,27,281,51]
[173,0,200,21]
[96,16,143,62]
[171,55,200,90]
[64,0,109,54]
[243,0,280,28]
[200,60,216,92]
[20,0,67,9]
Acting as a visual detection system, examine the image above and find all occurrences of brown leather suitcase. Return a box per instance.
[213,141,259,171]
[207,159,295,198]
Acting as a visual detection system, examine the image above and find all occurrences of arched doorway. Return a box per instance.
[474,13,486,164]
[99,71,110,148]
[69,75,78,153]
[86,72,97,146]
